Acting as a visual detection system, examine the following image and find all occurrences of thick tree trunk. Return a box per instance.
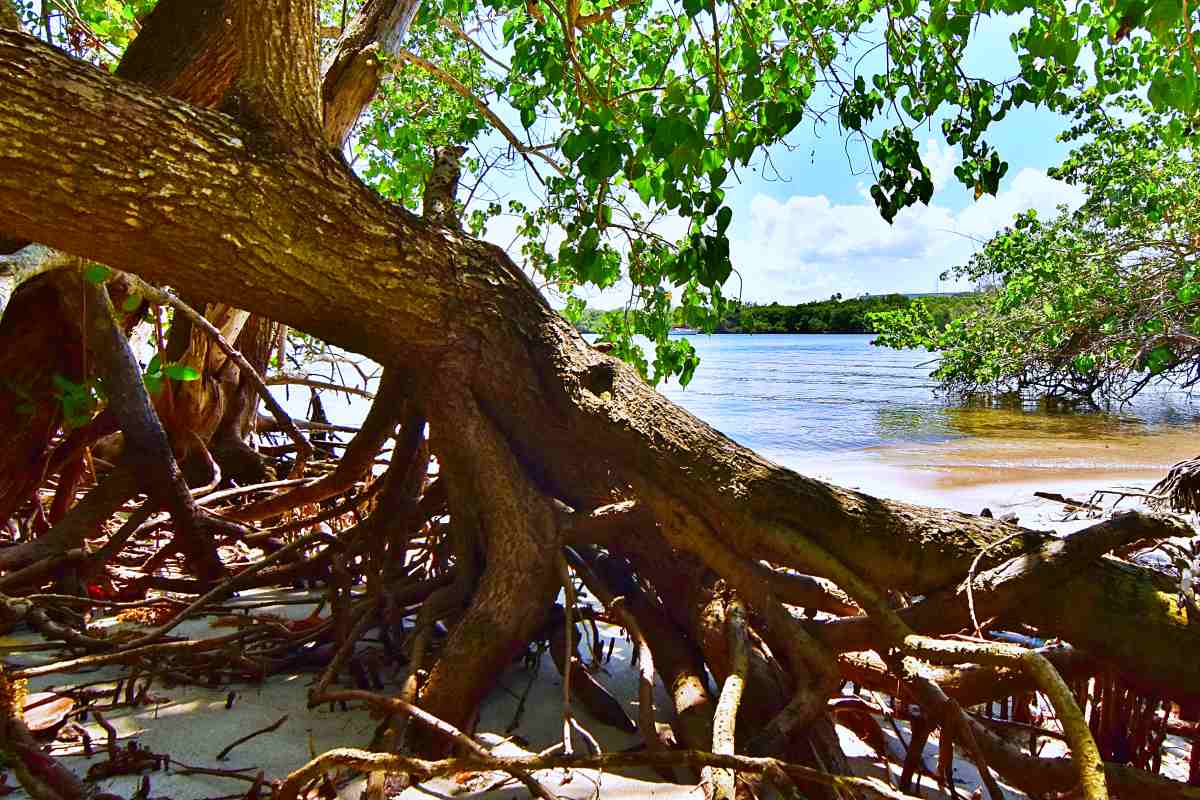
[2,17,1198,798]
[0,0,245,520]
[0,0,424,521]
[2,24,1198,704]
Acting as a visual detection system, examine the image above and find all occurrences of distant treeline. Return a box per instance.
[716,293,978,333]
[573,293,978,334]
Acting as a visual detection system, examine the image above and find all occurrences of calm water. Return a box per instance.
[287,333,1200,472]
[651,334,1200,465]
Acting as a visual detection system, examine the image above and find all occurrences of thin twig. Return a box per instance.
[967,532,1025,637]
[126,277,314,477]
[265,373,375,399]
[216,714,289,761]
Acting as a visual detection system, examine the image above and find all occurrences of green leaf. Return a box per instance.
[519,104,536,129]
[83,264,112,284]
[741,75,764,101]
[1146,344,1174,374]
[715,206,733,234]
[163,364,201,381]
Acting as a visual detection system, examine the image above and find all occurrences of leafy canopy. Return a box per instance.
[871,96,1200,403]
[25,0,1200,385]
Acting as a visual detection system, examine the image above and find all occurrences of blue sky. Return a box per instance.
[470,12,1088,306]
[708,99,1084,304]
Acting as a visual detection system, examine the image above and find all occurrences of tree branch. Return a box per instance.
[396,49,566,177]
[124,279,315,476]
[0,29,458,357]
[321,0,422,147]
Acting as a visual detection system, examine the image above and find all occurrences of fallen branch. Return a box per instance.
[125,276,314,477]
[276,744,923,800]
[11,629,264,680]
[216,714,288,761]
[1034,491,1101,512]
[309,690,558,800]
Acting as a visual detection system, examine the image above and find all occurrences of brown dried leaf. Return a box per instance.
[22,693,75,734]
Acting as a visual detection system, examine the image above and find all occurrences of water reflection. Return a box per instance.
[650,333,1200,459]
[873,400,1200,446]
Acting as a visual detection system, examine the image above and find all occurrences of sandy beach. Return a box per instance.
[788,411,1195,522]
[3,425,1193,800]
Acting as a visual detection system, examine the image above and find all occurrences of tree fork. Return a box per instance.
[1,10,1198,724]
[404,383,564,747]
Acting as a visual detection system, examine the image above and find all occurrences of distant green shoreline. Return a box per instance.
[574,292,978,335]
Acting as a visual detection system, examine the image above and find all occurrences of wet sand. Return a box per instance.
[785,411,1196,521]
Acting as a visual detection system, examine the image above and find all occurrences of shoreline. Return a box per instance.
[777,422,1195,522]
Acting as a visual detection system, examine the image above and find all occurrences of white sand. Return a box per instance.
[0,585,1049,800]
[2,476,1190,799]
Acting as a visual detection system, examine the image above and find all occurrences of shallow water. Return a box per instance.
[646,334,1200,511]
[655,333,1200,461]
[285,333,1199,510]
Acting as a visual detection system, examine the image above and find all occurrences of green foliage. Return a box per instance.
[44,354,199,427]
[41,0,1200,389]
[142,353,201,396]
[77,0,155,53]
[719,293,977,334]
[357,23,489,211]
[22,0,156,65]
[353,0,1200,386]
[52,374,104,429]
[871,97,1200,403]
[82,263,112,284]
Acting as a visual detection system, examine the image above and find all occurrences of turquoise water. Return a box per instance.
[651,334,1200,464]
[286,334,1200,473]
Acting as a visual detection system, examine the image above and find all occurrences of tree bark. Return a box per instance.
[1,14,1198,767]
[321,0,421,147]
[0,276,81,524]
[0,0,420,523]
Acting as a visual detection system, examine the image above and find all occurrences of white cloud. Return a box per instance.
[482,137,1085,309]
[726,149,1084,304]
[922,138,959,191]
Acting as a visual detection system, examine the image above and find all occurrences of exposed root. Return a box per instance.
[704,591,748,800]
[277,745,925,800]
